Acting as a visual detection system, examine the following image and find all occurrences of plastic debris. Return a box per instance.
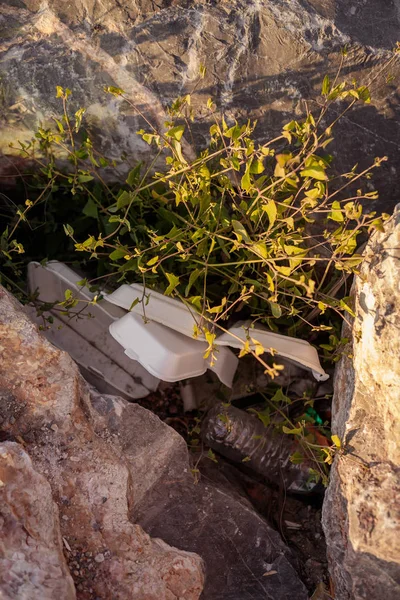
[27,261,160,398]
[202,402,320,493]
[106,283,329,382]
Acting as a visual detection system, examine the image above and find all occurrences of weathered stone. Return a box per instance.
[0,284,310,599]
[0,286,204,600]
[0,1,399,211]
[0,441,76,600]
[322,206,400,599]
[90,388,310,599]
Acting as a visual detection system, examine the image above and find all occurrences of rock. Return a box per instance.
[0,285,204,600]
[0,285,309,599]
[0,1,400,211]
[0,441,76,600]
[90,388,309,598]
[322,206,400,599]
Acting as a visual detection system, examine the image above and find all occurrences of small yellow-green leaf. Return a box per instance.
[166,125,185,141]
[165,272,180,295]
[147,256,159,266]
[300,166,328,181]
[329,201,344,222]
[251,242,268,259]
[321,74,331,96]
[282,425,303,435]
[331,434,341,448]
[249,159,264,174]
[262,200,277,229]
[232,220,250,242]
[241,169,252,192]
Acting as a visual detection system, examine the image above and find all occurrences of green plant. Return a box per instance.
[1,46,399,375]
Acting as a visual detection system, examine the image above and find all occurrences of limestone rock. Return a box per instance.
[0,441,76,600]
[322,206,400,599]
[0,1,399,211]
[0,286,204,600]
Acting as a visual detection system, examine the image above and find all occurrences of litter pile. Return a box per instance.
[27,260,328,395]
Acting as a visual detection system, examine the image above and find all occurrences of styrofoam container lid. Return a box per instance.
[109,312,210,382]
[216,321,329,381]
[106,283,239,386]
[105,283,206,339]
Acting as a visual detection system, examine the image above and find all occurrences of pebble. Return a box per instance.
[51,423,59,432]
[94,553,105,563]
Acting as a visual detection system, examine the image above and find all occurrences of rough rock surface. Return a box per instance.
[0,442,76,600]
[322,206,400,599]
[0,285,204,600]
[0,285,310,599]
[91,390,309,600]
[0,1,400,210]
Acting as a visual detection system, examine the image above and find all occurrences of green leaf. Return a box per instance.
[249,408,270,427]
[251,242,268,259]
[241,169,251,192]
[262,200,277,228]
[232,220,250,243]
[249,159,264,174]
[104,86,125,96]
[357,86,371,104]
[117,190,133,210]
[82,198,98,219]
[165,272,180,295]
[126,163,142,187]
[329,201,344,222]
[147,256,159,266]
[77,174,94,183]
[321,75,331,96]
[207,449,218,463]
[282,425,303,435]
[166,125,185,141]
[109,248,127,261]
[300,166,328,181]
[185,268,202,297]
[290,451,305,464]
[63,224,74,237]
[208,297,227,314]
[271,388,290,404]
[269,301,282,318]
[339,298,356,317]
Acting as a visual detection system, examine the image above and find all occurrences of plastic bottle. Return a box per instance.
[202,402,319,493]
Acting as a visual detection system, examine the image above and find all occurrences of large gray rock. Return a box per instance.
[322,206,400,599]
[0,1,400,211]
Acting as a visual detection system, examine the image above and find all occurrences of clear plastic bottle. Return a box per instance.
[202,403,319,493]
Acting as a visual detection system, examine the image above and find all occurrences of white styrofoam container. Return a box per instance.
[216,321,329,382]
[109,312,210,381]
[106,283,239,386]
[28,262,238,388]
[105,283,207,339]
[105,283,328,381]
[27,261,160,397]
